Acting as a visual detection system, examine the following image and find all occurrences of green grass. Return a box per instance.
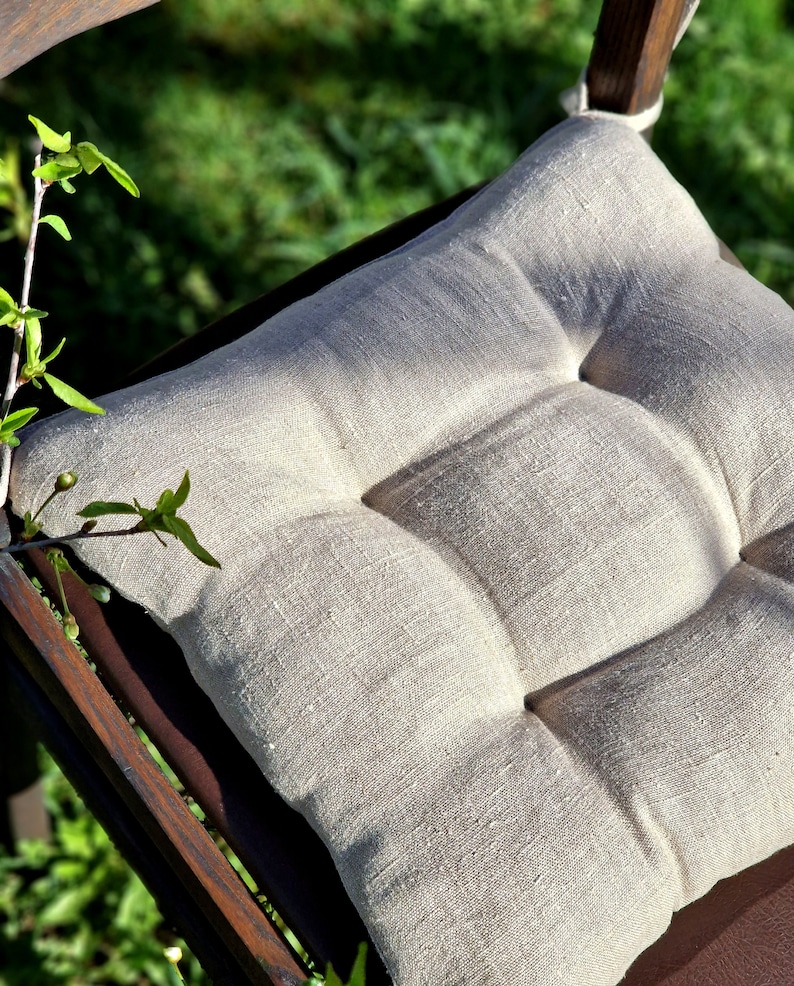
[0,742,353,985]
[0,0,792,983]
[0,749,209,986]
[0,0,786,394]
[656,2,794,300]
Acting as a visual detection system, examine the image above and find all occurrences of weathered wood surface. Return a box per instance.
[0,548,306,986]
[0,0,159,79]
[588,0,689,113]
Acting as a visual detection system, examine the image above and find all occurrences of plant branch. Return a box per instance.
[0,153,48,506]
[2,153,47,424]
[1,523,145,553]
[20,156,46,315]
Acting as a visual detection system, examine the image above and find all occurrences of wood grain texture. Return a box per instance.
[587,0,688,113]
[0,548,305,986]
[0,0,159,79]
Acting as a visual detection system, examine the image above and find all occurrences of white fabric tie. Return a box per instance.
[559,68,664,132]
[560,0,700,132]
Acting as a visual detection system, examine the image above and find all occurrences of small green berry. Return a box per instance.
[164,947,185,983]
[55,471,78,491]
[88,584,111,603]
[46,546,64,564]
[63,613,79,640]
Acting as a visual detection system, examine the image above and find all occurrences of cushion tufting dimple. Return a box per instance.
[10,115,794,986]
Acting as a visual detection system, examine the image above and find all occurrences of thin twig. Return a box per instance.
[20,157,47,315]
[1,524,145,553]
[1,153,47,424]
[0,152,49,505]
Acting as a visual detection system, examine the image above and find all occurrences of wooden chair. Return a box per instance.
[1,2,793,984]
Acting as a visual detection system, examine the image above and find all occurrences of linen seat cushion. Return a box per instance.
[10,115,794,986]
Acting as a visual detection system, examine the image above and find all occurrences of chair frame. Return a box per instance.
[1,2,793,984]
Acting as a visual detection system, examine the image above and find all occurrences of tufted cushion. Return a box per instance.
[10,116,794,986]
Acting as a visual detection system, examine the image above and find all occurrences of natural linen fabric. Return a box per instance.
[10,116,794,986]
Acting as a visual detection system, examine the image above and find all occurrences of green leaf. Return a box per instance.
[24,316,42,365]
[59,179,76,194]
[153,473,191,516]
[28,115,72,154]
[102,157,140,197]
[38,214,72,240]
[154,491,175,515]
[319,944,367,986]
[43,373,105,414]
[2,406,38,430]
[74,141,103,175]
[75,141,139,197]
[160,514,220,568]
[22,510,41,540]
[0,406,38,442]
[41,337,66,364]
[32,160,83,183]
[54,152,80,169]
[0,286,17,308]
[21,308,48,319]
[346,944,368,986]
[21,361,45,381]
[38,884,94,926]
[0,303,22,327]
[77,500,140,518]
[154,475,188,516]
[0,287,23,326]
[171,470,191,510]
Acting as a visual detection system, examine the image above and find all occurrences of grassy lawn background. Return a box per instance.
[0,0,791,392]
[0,0,792,983]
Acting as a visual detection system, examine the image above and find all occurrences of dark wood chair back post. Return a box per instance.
[588,0,691,113]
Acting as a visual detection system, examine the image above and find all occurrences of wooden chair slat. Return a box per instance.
[0,549,306,986]
[621,844,794,985]
[0,0,159,79]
